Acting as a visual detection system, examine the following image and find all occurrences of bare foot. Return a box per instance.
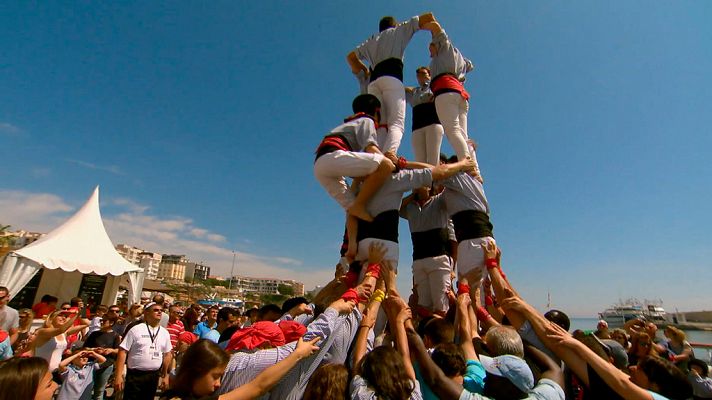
[348,205,373,222]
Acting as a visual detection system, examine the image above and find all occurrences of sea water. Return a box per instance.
[570,317,712,363]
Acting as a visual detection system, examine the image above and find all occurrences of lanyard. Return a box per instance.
[145,323,160,345]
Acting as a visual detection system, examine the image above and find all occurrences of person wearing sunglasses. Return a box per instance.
[114,302,173,400]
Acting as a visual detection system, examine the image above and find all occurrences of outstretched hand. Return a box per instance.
[294,336,321,359]
[368,242,387,265]
[483,240,498,260]
[545,321,577,348]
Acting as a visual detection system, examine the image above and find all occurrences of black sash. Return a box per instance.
[357,210,400,243]
[314,134,352,161]
[451,210,494,242]
[370,58,404,82]
[411,228,449,260]
[412,102,440,130]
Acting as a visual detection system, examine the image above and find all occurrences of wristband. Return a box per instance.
[485,258,499,269]
[476,306,491,321]
[341,288,359,303]
[365,263,381,279]
[370,289,386,303]
[457,283,470,295]
[485,295,494,306]
[398,156,407,170]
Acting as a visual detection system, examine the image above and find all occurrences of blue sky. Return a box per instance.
[2,1,711,317]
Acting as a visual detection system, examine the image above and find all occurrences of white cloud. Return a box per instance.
[65,159,124,176]
[0,189,332,290]
[0,122,22,136]
[0,190,74,231]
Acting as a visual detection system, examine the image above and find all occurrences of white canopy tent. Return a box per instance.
[0,186,144,305]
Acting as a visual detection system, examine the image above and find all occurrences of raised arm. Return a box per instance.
[382,295,416,380]
[347,51,368,76]
[524,344,564,389]
[546,323,652,400]
[455,290,478,361]
[418,13,436,29]
[431,158,475,181]
[406,328,464,400]
[422,21,443,36]
[219,337,320,400]
[35,313,78,341]
[353,289,383,372]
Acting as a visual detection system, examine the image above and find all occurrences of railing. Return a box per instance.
[690,342,712,364]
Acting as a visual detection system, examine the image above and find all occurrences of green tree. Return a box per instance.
[278,284,294,296]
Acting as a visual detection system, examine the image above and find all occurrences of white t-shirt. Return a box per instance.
[119,323,172,371]
[0,305,19,331]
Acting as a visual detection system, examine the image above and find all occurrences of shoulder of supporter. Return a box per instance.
[350,375,377,400]
[525,378,565,400]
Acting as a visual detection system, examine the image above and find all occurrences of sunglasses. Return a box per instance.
[61,307,71,310]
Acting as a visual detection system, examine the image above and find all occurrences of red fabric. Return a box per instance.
[457,283,470,296]
[32,303,55,318]
[226,321,286,352]
[341,288,359,303]
[365,263,381,279]
[342,270,358,288]
[485,258,498,269]
[178,331,198,346]
[278,320,307,343]
[476,306,491,322]
[166,320,185,348]
[0,330,8,343]
[316,135,351,154]
[431,74,470,100]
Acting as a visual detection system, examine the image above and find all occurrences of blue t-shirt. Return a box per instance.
[194,321,217,338]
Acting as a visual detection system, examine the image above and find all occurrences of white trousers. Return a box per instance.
[313,150,384,209]
[435,92,471,161]
[368,76,406,153]
[456,236,496,285]
[411,123,444,166]
[355,238,399,273]
[412,255,452,313]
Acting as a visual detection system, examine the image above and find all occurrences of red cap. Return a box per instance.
[178,331,198,346]
[226,321,285,352]
[278,320,307,343]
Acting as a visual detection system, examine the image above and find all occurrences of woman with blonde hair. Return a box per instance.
[663,325,694,372]
[627,331,658,367]
[32,309,87,371]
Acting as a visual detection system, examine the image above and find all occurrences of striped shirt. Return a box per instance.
[165,320,185,348]
[218,307,344,395]
[355,17,420,66]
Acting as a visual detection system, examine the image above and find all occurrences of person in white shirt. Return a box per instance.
[114,302,173,400]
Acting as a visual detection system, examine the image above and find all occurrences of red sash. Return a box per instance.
[431,74,470,100]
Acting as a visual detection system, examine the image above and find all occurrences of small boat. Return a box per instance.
[599,299,668,328]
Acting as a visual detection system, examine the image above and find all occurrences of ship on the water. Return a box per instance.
[599,299,668,328]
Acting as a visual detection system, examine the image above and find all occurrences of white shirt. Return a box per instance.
[119,323,172,371]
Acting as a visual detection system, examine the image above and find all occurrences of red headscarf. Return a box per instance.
[226,321,286,351]
[278,320,307,343]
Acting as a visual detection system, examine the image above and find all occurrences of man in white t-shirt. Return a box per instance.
[114,302,173,400]
[0,287,19,345]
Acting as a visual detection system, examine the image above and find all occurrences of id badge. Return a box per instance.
[150,344,160,360]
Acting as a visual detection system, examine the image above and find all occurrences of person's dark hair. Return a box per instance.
[70,297,83,307]
[60,302,71,309]
[94,304,108,314]
[638,356,692,399]
[303,363,350,400]
[689,358,709,376]
[423,318,454,346]
[0,357,50,400]
[152,294,165,305]
[40,294,52,303]
[245,308,259,319]
[416,66,430,74]
[544,309,570,331]
[258,304,282,321]
[172,340,230,395]
[379,16,397,32]
[281,297,309,314]
[352,94,381,117]
[688,358,709,377]
[432,343,467,378]
[182,307,200,332]
[360,346,414,400]
[217,307,237,323]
